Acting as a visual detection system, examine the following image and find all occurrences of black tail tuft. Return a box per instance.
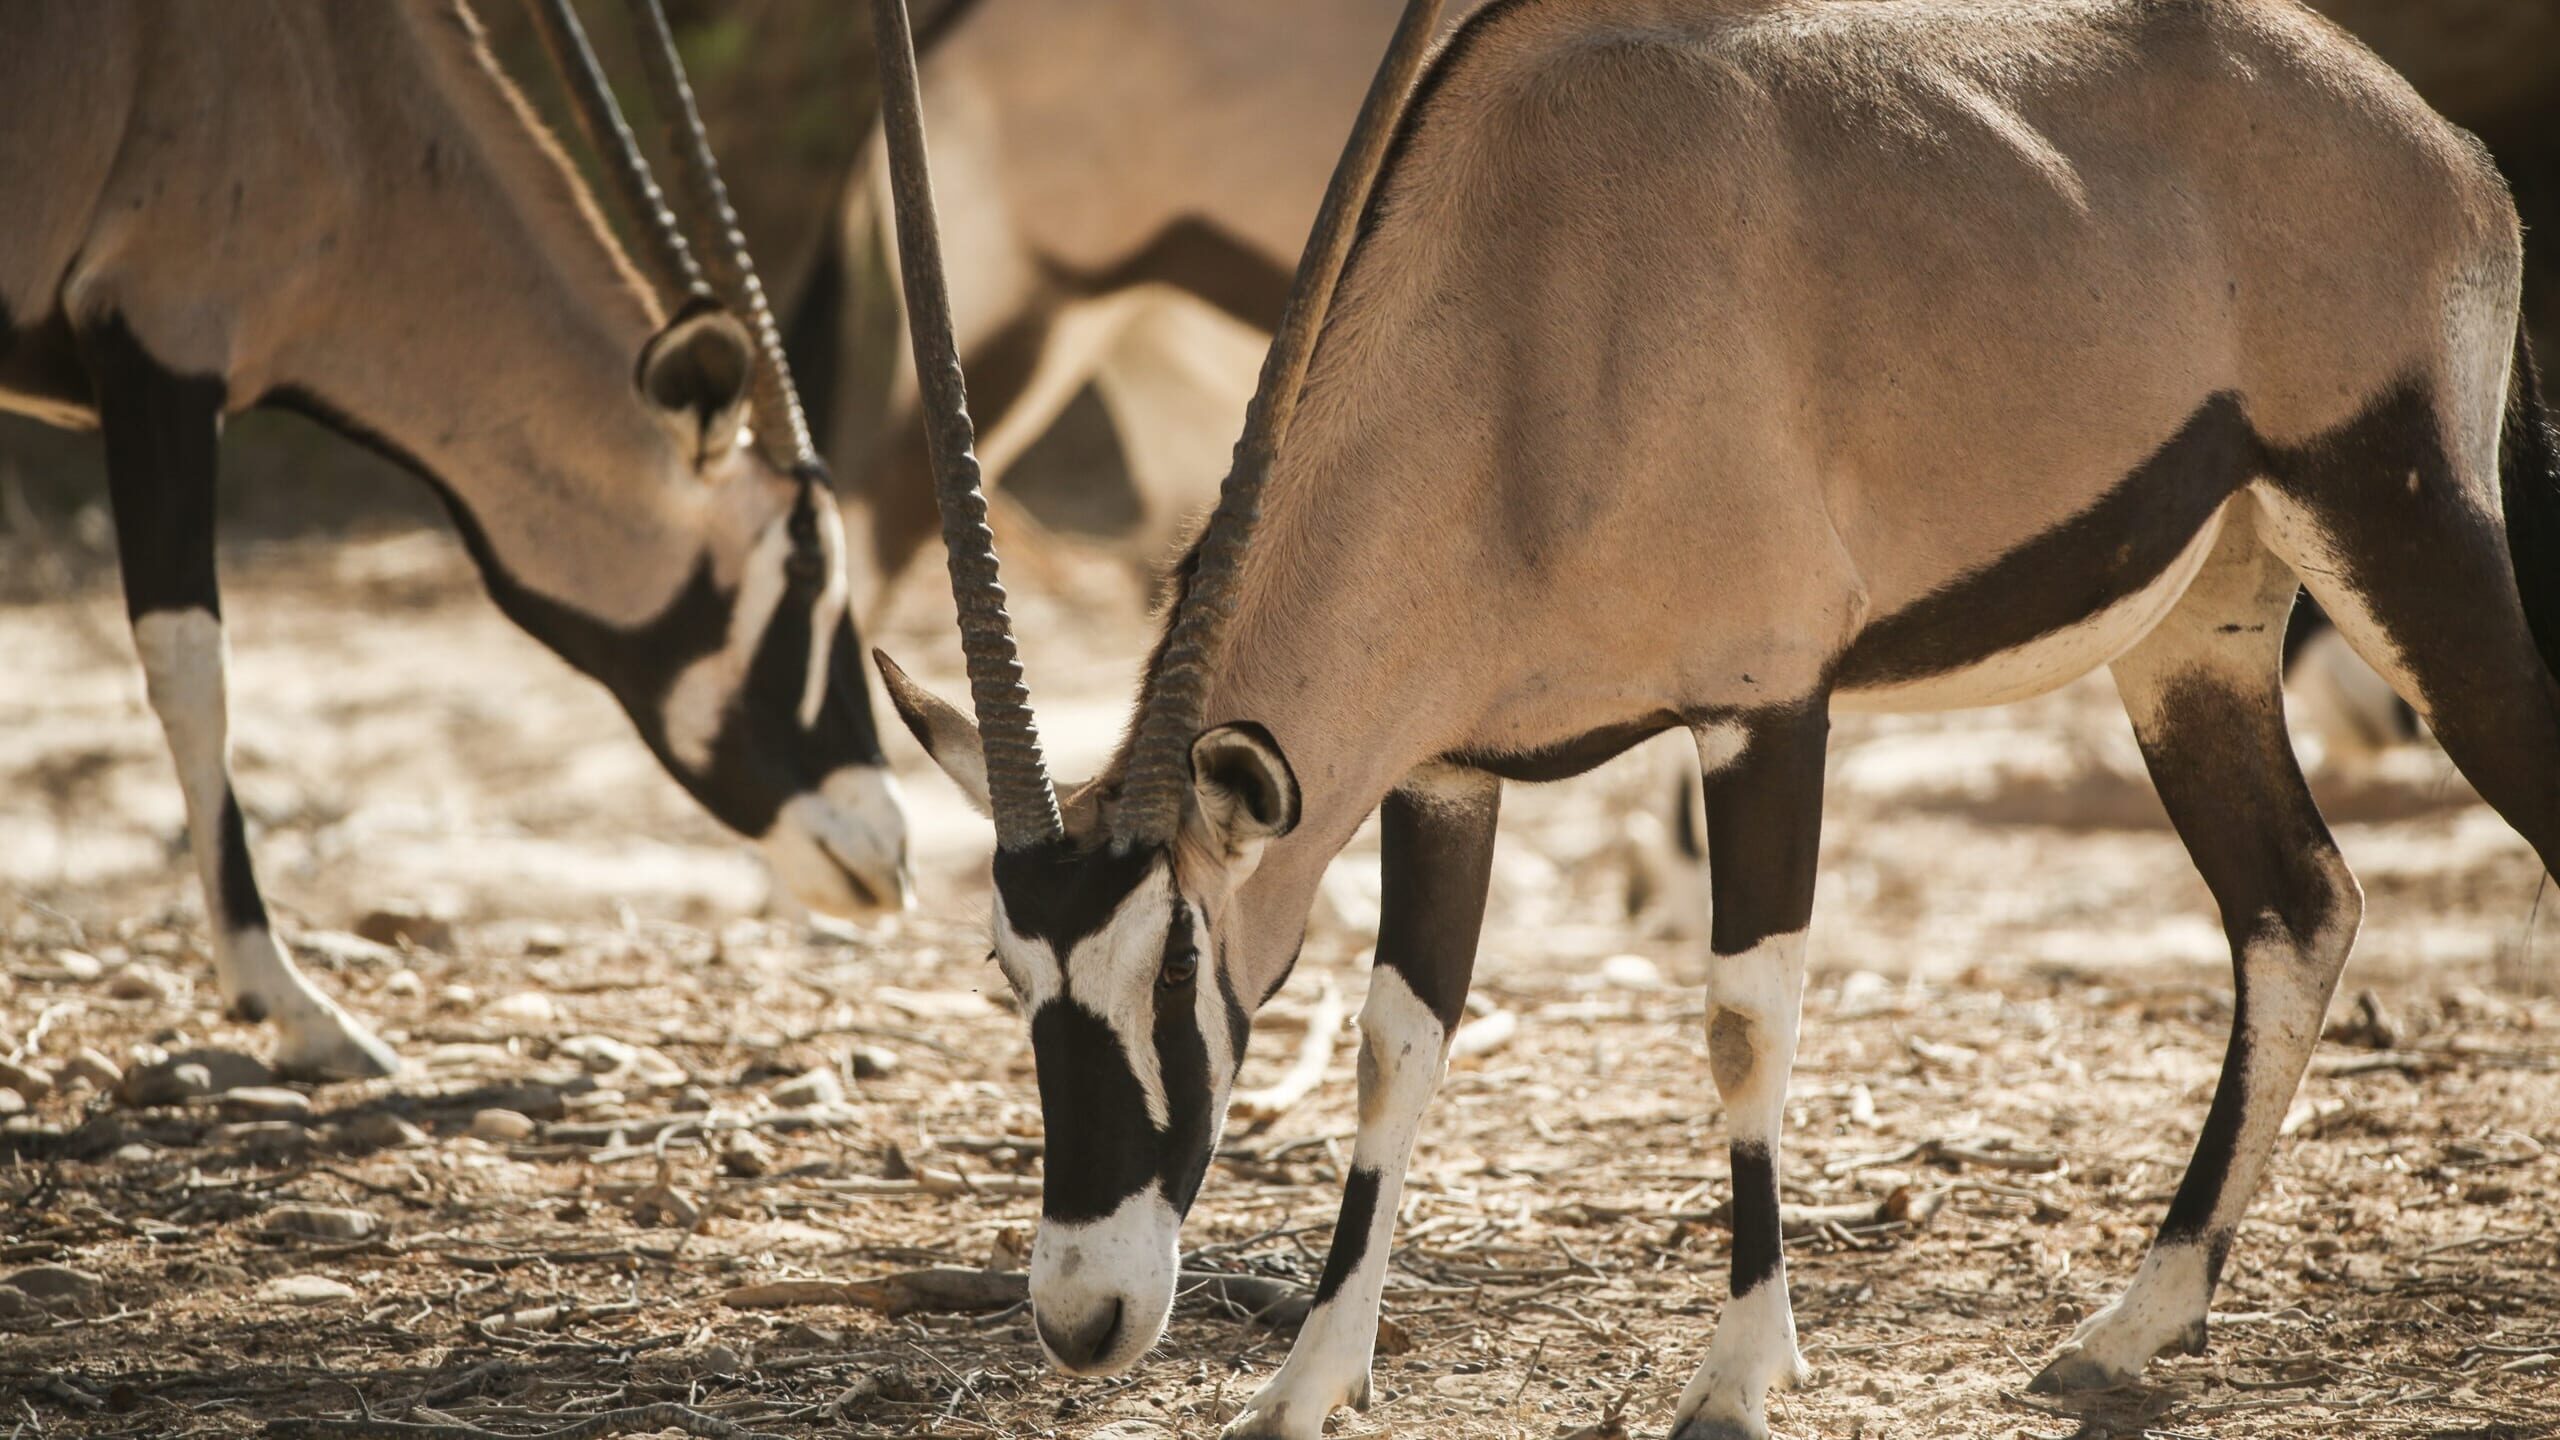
[2499,323,2560,680]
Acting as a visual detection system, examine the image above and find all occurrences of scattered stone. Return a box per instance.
[523,924,570,956]
[68,1047,127,1092]
[219,1122,313,1159]
[0,1057,50,1102]
[425,1041,512,1070]
[338,1112,430,1151]
[635,1340,752,1383]
[469,1108,537,1143]
[1598,952,1665,990]
[558,1034,637,1074]
[217,1086,314,1122]
[630,1182,703,1229]
[117,1049,270,1106]
[769,1067,844,1108]
[848,1045,900,1080]
[111,1143,157,1164]
[259,1274,357,1305]
[677,1084,714,1112]
[0,1089,21,1117]
[719,1131,776,1178]
[383,969,424,999]
[39,948,104,983]
[434,984,478,1011]
[263,1204,381,1243]
[354,908,455,954]
[487,992,559,1028]
[108,964,177,1002]
[5,1265,103,1313]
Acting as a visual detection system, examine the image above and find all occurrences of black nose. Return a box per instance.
[1035,1297,1125,1373]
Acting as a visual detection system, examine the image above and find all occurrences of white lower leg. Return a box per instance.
[1225,966,1447,1440]
[136,610,395,1078]
[2041,915,2354,1389]
[1675,931,1809,1440]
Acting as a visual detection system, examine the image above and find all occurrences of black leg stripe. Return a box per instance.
[1728,1141,1782,1297]
[218,789,269,931]
[1311,1165,1383,1308]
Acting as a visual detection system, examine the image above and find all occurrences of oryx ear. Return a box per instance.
[637,298,753,468]
[1187,723,1299,863]
[874,650,990,819]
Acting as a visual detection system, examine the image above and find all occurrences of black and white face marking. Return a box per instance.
[990,840,1253,1377]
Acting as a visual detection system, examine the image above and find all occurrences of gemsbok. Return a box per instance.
[0,0,909,1079]
[866,0,2560,1436]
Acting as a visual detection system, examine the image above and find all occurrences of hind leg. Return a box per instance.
[2034,510,2360,1391]
[2252,381,2560,869]
[85,321,398,1080]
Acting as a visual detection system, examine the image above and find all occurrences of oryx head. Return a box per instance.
[529,0,911,913]
[856,0,1440,1374]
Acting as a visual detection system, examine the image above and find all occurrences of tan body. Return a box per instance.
[1214,0,2510,865]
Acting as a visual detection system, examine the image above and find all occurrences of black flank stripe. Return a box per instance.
[1727,1141,1782,1297]
[217,789,270,932]
[1312,1166,1383,1308]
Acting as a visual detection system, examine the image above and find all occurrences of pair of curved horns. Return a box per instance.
[866,0,1446,852]
[525,0,814,472]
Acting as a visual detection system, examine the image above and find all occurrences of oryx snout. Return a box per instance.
[1029,1189,1181,1376]
[761,765,913,915]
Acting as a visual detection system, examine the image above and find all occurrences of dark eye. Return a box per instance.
[1159,948,1198,989]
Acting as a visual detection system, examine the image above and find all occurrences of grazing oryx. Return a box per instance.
[868,0,2560,1436]
[0,0,909,1079]
[788,0,1437,606]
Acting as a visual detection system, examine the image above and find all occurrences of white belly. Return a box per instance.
[1834,500,2233,715]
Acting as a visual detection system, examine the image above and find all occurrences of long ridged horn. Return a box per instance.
[622,0,816,470]
[865,0,1064,847]
[523,0,703,306]
[1112,0,1446,849]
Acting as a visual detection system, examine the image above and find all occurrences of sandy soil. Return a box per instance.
[3,523,2557,1440]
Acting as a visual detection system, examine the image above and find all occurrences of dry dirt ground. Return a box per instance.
[4,523,2559,1440]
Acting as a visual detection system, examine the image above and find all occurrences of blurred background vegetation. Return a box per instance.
[1,0,2554,579]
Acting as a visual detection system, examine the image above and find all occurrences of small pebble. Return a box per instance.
[0,1089,22,1116]
[848,1045,900,1080]
[558,1034,637,1074]
[769,1067,844,1108]
[0,1058,51,1102]
[339,1112,430,1150]
[218,1086,314,1121]
[469,1108,537,1142]
[630,1183,702,1229]
[112,1143,156,1164]
[45,949,104,983]
[108,964,176,1002]
[354,908,454,953]
[4,1265,103,1312]
[487,992,559,1027]
[434,984,478,1010]
[67,1047,125,1092]
[263,1204,381,1242]
[719,1131,776,1178]
[259,1274,357,1305]
[383,969,424,999]
[1598,952,1665,990]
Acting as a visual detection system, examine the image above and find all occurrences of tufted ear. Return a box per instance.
[1186,723,1299,867]
[874,650,990,819]
[636,298,753,469]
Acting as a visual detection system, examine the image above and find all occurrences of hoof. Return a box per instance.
[1669,1418,1763,1440]
[1220,1403,1307,1440]
[2025,1349,2134,1396]
[275,1015,402,1082]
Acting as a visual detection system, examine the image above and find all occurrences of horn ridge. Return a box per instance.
[1111,0,1448,849]
[621,0,816,470]
[867,0,1064,848]
[522,0,704,307]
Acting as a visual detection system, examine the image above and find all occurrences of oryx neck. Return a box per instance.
[268,2,706,633]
